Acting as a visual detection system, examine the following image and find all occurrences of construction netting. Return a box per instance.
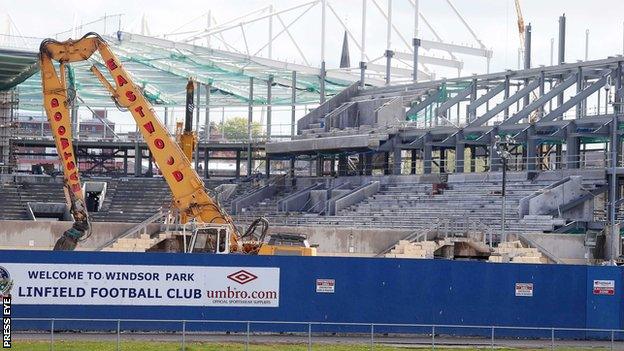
[13,33,352,110]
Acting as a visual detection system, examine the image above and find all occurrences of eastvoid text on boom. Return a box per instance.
[18,287,202,299]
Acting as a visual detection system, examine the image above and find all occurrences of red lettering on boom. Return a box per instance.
[66,161,75,170]
[154,138,165,149]
[60,138,70,149]
[71,183,81,193]
[105,58,118,70]
[134,106,145,117]
[54,112,63,121]
[172,171,184,182]
[51,98,59,108]
[63,152,73,160]
[125,91,137,102]
[57,126,66,135]
[143,122,155,134]
[116,75,128,87]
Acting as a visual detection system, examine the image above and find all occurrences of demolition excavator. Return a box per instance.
[40,32,315,256]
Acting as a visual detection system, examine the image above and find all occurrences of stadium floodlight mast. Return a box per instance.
[493,134,516,244]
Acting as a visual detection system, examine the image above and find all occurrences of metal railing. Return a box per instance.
[94,208,169,251]
[11,317,624,350]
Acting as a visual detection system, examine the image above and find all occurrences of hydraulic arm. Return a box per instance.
[40,32,257,252]
[39,38,91,250]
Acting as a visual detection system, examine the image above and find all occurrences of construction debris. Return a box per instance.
[384,240,438,259]
[488,240,548,264]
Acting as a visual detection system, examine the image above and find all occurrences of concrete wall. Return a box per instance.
[521,233,588,264]
[297,82,359,133]
[0,220,160,250]
[269,224,411,255]
[0,219,409,256]
[375,97,405,126]
[333,181,379,215]
[0,219,593,261]
[520,176,593,221]
[232,183,278,215]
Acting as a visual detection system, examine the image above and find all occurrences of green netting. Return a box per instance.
[581,136,610,144]
[539,140,564,145]
[15,35,351,110]
[406,81,473,123]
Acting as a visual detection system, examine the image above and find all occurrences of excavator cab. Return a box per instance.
[188,225,230,254]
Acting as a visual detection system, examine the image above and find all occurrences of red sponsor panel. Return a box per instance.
[593,280,615,295]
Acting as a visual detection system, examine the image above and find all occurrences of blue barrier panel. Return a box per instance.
[0,249,621,337]
[585,265,622,339]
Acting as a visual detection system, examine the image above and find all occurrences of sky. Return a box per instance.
[2,0,624,77]
[2,0,624,130]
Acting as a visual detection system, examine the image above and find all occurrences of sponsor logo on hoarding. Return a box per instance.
[593,280,615,296]
[0,267,12,297]
[227,270,258,285]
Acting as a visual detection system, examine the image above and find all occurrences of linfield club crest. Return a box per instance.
[0,266,12,296]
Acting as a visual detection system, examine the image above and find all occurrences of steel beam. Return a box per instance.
[362,56,624,96]
[467,81,506,120]
[541,70,612,122]
[393,51,463,70]
[418,39,492,58]
[436,83,473,117]
[407,90,439,116]
[500,73,577,126]
[468,79,541,127]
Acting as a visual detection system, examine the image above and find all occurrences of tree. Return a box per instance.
[219,117,263,142]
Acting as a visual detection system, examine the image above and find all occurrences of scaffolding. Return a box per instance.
[0,88,17,173]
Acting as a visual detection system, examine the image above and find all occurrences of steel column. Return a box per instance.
[558,14,566,108]
[320,61,326,103]
[566,122,579,169]
[526,125,537,171]
[523,24,532,111]
[489,131,500,172]
[134,143,141,177]
[393,147,402,175]
[413,38,420,83]
[360,61,367,88]
[423,133,432,174]
[247,77,254,176]
[205,83,210,142]
[455,131,464,173]
[267,75,273,140]
[385,50,394,85]
[194,84,201,170]
[291,71,297,138]
[204,147,209,178]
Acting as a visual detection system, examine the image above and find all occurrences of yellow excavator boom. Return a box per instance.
[40,32,241,251]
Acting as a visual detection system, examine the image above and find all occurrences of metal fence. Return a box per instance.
[11,318,624,350]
